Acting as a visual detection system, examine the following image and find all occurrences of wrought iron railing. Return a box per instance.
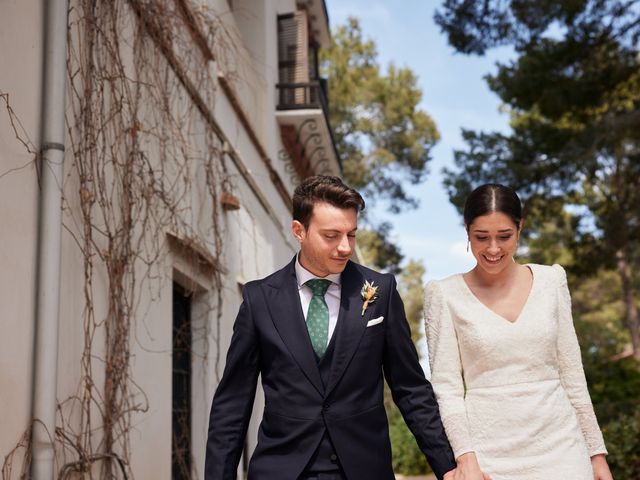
[276,79,329,115]
[276,79,340,169]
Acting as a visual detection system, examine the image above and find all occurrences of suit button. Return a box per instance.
[330,454,338,463]
[322,403,330,412]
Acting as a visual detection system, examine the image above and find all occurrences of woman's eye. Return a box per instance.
[325,234,337,239]
[476,236,488,241]
[499,235,512,240]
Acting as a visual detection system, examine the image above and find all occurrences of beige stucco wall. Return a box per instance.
[0,0,42,470]
[0,0,309,478]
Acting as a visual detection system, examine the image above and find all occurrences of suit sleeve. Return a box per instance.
[553,264,607,456]
[382,275,456,479]
[205,285,261,480]
[424,280,474,459]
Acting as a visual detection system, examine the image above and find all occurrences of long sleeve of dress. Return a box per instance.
[553,264,608,456]
[424,280,474,459]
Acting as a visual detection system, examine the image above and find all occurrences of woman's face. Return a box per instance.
[467,211,521,276]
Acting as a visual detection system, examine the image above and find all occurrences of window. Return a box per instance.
[172,283,192,479]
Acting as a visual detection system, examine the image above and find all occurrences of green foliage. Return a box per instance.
[324,16,441,274]
[357,223,404,274]
[397,259,427,344]
[322,20,437,472]
[522,212,575,267]
[437,0,640,359]
[579,316,640,478]
[519,213,640,477]
[382,258,431,475]
[437,0,640,241]
[387,405,432,475]
[555,262,640,479]
[601,408,640,479]
[435,0,640,56]
[322,17,440,215]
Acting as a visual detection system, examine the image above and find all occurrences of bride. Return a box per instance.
[424,184,613,480]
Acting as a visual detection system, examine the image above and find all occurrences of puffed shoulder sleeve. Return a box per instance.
[553,264,607,456]
[424,280,474,459]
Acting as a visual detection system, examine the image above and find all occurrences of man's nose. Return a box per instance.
[337,235,352,254]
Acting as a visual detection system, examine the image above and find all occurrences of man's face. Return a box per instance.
[292,201,357,277]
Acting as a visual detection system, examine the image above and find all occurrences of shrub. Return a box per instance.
[387,405,432,475]
[601,409,640,479]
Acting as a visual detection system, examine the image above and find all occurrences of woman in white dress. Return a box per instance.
[424,184,613,480]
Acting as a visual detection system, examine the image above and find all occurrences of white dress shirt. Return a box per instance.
[295,255,342,342]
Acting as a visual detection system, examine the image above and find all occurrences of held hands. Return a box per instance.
[445,453,611,480]
[443,452,491,480]
[591,454,613,480]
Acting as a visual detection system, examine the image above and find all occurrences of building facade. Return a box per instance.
[0,0,339,478]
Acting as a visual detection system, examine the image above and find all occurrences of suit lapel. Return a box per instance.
[325,261,372,397]
[263,258,324,396]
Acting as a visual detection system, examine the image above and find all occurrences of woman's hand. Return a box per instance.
[591,454,613,480]
[451,452,491,480]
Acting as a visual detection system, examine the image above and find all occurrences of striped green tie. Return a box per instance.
[305,279,331,357]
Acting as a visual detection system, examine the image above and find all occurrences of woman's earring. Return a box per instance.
[466,239,470,253]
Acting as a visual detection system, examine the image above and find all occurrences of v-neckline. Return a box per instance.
[459,264,535,325]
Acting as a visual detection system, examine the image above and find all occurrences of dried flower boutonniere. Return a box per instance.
[360,280,379,316]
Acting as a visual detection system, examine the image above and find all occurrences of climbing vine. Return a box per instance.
[2,0,246,478]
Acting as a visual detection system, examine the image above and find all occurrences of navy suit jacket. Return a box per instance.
[205,258,455,479]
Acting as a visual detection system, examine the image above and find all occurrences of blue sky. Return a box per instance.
[325,0,515,281]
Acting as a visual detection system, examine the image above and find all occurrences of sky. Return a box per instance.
[325,0,515,282]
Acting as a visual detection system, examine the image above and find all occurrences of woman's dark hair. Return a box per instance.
[463,183,522,230]
[293,175,365,228]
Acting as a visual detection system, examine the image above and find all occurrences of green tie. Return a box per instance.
[305,279,332,358]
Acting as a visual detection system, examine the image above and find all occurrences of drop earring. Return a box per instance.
[466,239,470,253]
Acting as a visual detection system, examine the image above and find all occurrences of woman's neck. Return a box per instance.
[469,259,521,287]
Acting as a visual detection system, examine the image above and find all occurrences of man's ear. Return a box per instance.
[291,220,306,242]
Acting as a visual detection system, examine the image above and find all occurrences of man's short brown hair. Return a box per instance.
[293,175,365,228]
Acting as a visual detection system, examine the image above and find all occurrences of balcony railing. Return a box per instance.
[276,79,340,169]
[276,80,329,115]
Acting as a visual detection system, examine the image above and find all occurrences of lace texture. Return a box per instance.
[424,281,474,458]
[555,264,607,456]
[424,264,607,479]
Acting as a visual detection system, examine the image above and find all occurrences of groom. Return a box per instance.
[205,175,457,480]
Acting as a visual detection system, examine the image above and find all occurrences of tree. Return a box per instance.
[436,0,640,359]
[321,19,438,471]
[388,258,433,476]
[322,17,440,215]
[356,222,404,274]
[524,222,640,479]
[398,259,428,344]
[321,17,439,273]
[435,0,640,57]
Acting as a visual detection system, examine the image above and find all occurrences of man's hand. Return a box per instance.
[452,452,491,480]
[443,469,456,480]
[591,454,613,480]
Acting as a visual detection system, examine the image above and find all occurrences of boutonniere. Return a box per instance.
[360,280,379,316]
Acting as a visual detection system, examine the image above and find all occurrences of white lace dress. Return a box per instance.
[424,264,607,480]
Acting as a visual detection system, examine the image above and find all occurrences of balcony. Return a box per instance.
[277,80,329,112]
[275,11,341,181]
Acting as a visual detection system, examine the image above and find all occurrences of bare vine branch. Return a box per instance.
[2,0,242,477]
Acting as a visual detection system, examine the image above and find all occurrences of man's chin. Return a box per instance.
[330,258,349,272]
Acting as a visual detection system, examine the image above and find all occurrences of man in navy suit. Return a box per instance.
[205,176,458,480]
